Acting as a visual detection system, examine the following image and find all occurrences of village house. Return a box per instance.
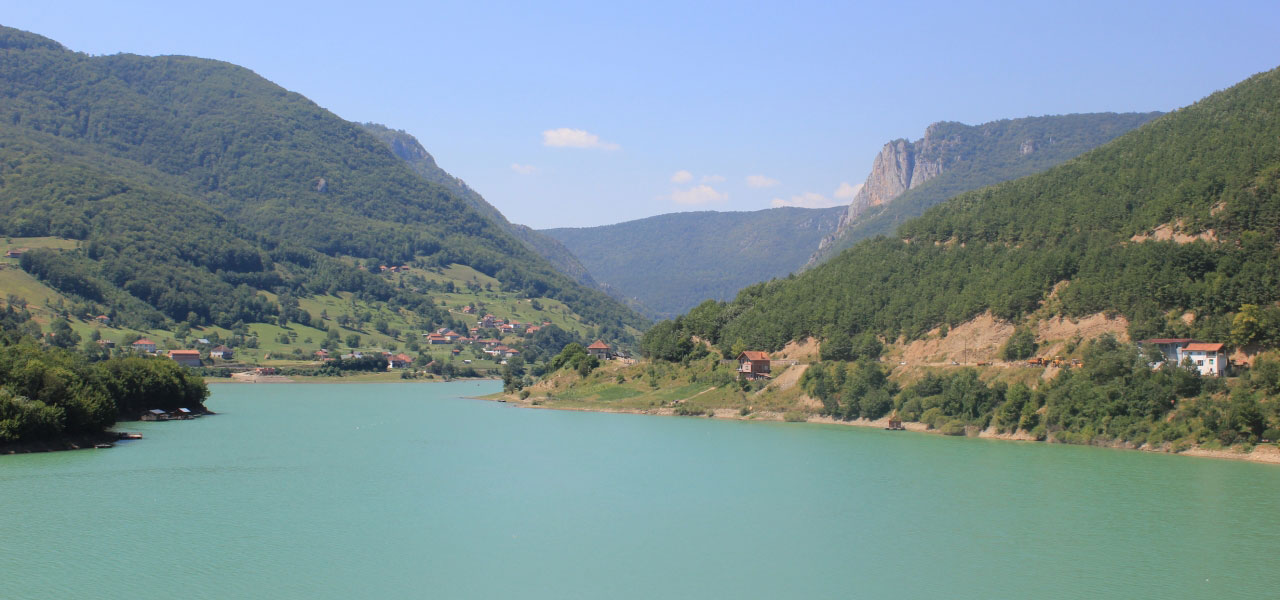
[387,353,414,369]
[479,314,499,329]
[586,340,614,360]
[4,248,27,259]
[210,345,233,360]
[314,349,330,359]
[168,349,202,367]
[485,345,520,359]
[97,339,116,349]
[1180,342,1228,377]
[461,305,476,314]
[93,315,111,324]
[736,351,772,380]
[131,338,157,353]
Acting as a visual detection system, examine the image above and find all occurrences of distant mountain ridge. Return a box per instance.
[543,207,846,319]
[359,124,601,290]
[808,112,1163,266]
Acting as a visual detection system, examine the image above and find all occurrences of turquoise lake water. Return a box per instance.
[2,381,1279,599]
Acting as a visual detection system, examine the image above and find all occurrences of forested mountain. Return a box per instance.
[0,26,644,338]
[652,66,1280,355]
[807,112,1162,266]
[543,206,846,319]
[359,123,600,289]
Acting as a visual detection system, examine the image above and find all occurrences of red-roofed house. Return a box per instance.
[168,349,202,367]
[1180,342,1227,377]
[736,351,772,380]
[132,338,157,353]
[387,353,414,369]
[586,340,613,360]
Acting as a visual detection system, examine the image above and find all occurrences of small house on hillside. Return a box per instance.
[1180,342,1228,377]
[388,353,413,369]
[132,338,157,353]
[4,248,27,259]
[736,351,772,380]
[168,349,202,367]
[94,315,111,324]
[210,345,233,360]
[587,340,614,360]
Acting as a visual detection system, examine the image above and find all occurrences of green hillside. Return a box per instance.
[0,26,644,342]
[543,206,846,318]
[665,67,1280,353]
[529,67,1280,457]
[359,123,601,290]
[808,112,1162,266]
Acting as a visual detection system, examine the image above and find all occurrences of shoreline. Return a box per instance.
[1,430,136,455]
[490,395,1280,466]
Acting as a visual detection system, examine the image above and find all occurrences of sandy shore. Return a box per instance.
[496,394,1280,466]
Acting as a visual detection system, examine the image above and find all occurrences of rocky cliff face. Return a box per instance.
[809,112,1162,267]
[823,124,953,252]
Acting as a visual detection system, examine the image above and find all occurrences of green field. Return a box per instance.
[3,257,613,372]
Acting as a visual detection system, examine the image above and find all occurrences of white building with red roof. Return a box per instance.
[1179,342,1227,377]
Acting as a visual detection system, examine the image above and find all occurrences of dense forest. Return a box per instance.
[645,66,1280,355]
[0,26,644,340]
[0,304,207,445]
[544,207,846,318]
[808,112,1163,266]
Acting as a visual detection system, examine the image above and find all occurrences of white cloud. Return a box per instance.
[771,192,843,209]
[670,170,693,183]
[701,174,726,183]
[541,128,620,150]
[511,163,538,175]
[746,174,780,188]
[670,185,729,206]
[834,181,862,199]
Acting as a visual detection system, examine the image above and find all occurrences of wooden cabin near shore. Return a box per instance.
[141,409,169,421]
[736,351,772,380]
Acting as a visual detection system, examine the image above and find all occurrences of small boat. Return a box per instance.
[94,443,113,449]
[121,433,143,440]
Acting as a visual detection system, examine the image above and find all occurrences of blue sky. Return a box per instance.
[6,1,1280,228]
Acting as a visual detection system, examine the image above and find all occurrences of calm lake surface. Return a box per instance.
[3,381,1279,599]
